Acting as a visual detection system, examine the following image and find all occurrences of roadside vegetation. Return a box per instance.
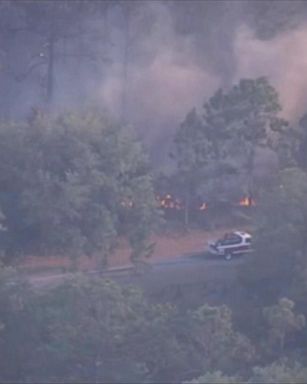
[1,3,307,378]
[0,75,307,383]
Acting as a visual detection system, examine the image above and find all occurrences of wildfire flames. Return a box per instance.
[238,197,256,207]
[156,194,255,211]
[199,202,208,211]
[121,194,255,211]
[157,194,183,210]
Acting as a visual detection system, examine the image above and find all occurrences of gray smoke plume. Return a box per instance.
[234,24,307,121]
[2,0,307,163]
[98,1,307,148]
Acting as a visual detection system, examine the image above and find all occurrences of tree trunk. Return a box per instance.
[279,333,285,353]
[121,4,131,125]
[46,33,55,105]
[247,146,255,206]
[184,189,190,230]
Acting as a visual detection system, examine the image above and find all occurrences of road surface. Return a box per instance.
[28,251,249,292]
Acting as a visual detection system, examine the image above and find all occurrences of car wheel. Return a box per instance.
[224,251,232,261]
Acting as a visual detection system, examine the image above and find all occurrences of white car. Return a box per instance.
[208,231,252,260]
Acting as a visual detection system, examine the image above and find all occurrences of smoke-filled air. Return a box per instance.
[2,1,307,384]
[2,1,307,158]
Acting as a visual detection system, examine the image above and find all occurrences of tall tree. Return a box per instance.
[239,167,307,302]
[0,1,112,108]
[263,298,305,354]
[173,77,286,227]
[173,108,211,227]
[202,77,286,205]
[184,304,255,374]
[296,113,307,170]
[0,108,159,265]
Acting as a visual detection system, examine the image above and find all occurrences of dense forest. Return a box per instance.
[1,1,307,383]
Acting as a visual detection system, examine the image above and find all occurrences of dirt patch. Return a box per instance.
[19,228,234,273]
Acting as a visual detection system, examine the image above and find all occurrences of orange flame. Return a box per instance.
[239,197,255,207]
[199,202,207,211]
[156,194,183,210]
[156,194,255,210]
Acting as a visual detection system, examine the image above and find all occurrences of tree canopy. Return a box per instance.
[173,77,287,227]
[0,108,159,264]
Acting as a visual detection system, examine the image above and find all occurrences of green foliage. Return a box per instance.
[0,263,34,382]
[249,360,307,384]
[0,275,197,383]
[2,271,307,383]
[0,108,159,264]
[188,360,307,384]
[202,77,286,198]
[240,167,307,302]
[263,298,305,354]
[257,167,307,255]
[297,114,307,170]
[173,77,287,227]
[174,109,210,176]
[0,272,259,383]
[173,108,210,227]
[184,304,255,374]
[32,277,152,383]
[185,370,239,384]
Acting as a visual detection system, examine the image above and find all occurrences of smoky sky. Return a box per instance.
[2,0,307,163]
[98,1,307,147]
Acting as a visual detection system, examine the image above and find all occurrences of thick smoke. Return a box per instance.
[98,0,307,153]
[99,2,221,145]
[234,24,307,120]
[2,1,307,161]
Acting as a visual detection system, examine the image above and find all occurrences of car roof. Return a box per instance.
[233,231,251,238]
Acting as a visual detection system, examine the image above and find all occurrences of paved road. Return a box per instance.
[28,251,249,290]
